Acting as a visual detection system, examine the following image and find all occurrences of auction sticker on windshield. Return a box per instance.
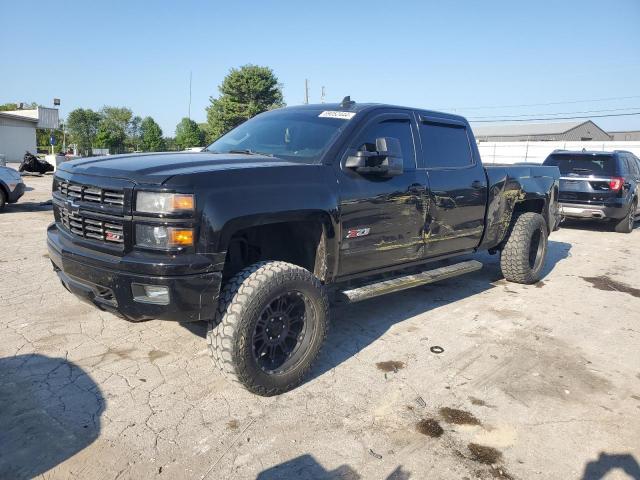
[318,111,356,120]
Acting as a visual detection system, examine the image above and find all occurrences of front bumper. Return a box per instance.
[47,224,222,322]
[559,202,628,220]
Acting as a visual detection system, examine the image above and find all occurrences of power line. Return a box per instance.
[445,95,640,111]
[470,112,640,123]
[468,106,640,120]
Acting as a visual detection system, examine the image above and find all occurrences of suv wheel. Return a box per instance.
[0,189,6,211]
[614,199,637,233]
[500,212,548,284]
[207,261,329,396]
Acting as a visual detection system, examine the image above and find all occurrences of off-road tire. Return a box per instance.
[0,189,6,211]
[614,199,637,233]
[207,261,330,396]
[500,212,548,284]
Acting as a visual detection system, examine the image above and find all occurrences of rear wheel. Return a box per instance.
[614,199,637,233]
[207,261,329,396]
[500,212,548,284]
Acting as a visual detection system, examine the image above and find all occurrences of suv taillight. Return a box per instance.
[609,177,624,191]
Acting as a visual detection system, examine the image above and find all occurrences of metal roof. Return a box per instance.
[471,120,590,137]
[0,110,39,123]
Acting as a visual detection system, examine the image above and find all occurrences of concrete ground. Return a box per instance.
[1,174,639,480]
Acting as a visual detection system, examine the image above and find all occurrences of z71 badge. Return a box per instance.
[346,228,370,239]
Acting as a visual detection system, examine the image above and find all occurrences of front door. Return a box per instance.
[336,111,429,277]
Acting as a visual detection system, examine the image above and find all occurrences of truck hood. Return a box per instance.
[57,151,304,185]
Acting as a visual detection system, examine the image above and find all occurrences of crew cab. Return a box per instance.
[542,149,640,233]
[47,100,560,395]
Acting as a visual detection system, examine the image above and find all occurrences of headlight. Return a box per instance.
[136,225,194,249]
[136,192,194,214]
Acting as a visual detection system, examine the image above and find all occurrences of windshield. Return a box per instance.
[205,108,352,164]
[543,154,616,176]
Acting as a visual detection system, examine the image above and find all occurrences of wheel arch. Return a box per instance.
[217,210,339,282]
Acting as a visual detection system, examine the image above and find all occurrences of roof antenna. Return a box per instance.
[340,96,355,108]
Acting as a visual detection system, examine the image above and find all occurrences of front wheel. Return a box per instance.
[207,261,330,396]
[500,212,548,284]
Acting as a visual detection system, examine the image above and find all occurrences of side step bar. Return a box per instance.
[340,260,483,303]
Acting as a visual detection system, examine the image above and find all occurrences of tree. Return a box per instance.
[127,115,143,151]
[0,101,38,111]
[164,137,177,151]
[140,117,165,152]
[95,106,133,154]
[206,65,284,141]
[66,108,101,156]
[175,117,205,150]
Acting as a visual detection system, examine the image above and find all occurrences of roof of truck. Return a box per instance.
[284,102,468,123]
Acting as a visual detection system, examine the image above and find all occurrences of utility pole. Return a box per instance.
[188,71,192,120]
[320,86,326,104]
[304,79,309,104]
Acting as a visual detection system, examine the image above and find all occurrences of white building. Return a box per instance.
[0,107,59,163]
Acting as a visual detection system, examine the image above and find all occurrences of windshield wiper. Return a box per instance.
[227,149,274,157]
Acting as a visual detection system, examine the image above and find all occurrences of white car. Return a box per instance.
[0,166,25,211]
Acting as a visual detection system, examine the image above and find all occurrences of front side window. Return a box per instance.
[351,118,416,170]
[420,122,473,168]
[206,109,352,164]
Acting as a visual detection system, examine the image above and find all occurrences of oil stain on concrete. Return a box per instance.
[439,407,481,426]
[582,275,640,298]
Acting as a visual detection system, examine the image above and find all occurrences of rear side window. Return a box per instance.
[420,122,473,168]
[543,154,616,176]
[624,154,639,175]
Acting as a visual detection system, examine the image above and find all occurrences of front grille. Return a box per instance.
[59,206,124,243]
[58,181,124,206]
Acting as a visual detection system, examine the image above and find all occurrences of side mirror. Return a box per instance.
[345,137,404,177]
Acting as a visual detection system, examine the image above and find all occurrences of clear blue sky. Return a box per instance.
[1,0,639,135]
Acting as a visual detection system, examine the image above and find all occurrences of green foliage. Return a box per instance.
[36,127,65,153]
[66,108,101,156]
[140,117,165,152]
[0,101,38,111]
[206,65,284,141]
[164,137,177,151]
[175,117,205,150]
[127,115,143,151]
[95,106,133,154]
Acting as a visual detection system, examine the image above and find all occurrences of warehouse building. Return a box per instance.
[608,130,640,141]
[472,120,611,142]
[0,107,59,163]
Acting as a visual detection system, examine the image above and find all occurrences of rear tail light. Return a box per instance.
[609,177,624,191]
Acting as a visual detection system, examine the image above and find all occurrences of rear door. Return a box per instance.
[416,115,488,257]
[544,153,620,205]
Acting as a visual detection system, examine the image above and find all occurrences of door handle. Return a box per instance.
[471,180,484,189]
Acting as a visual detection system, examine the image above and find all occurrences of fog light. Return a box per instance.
[132,284,170,305]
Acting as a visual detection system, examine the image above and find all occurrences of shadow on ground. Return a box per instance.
[3,201,52,214]
[307,239,570,382]
[256,454,410,480]
[561,218,639,233]
[582,452,640,479]
[0,354,104,479]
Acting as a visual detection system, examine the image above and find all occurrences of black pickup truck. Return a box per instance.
[47,99,560,395]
